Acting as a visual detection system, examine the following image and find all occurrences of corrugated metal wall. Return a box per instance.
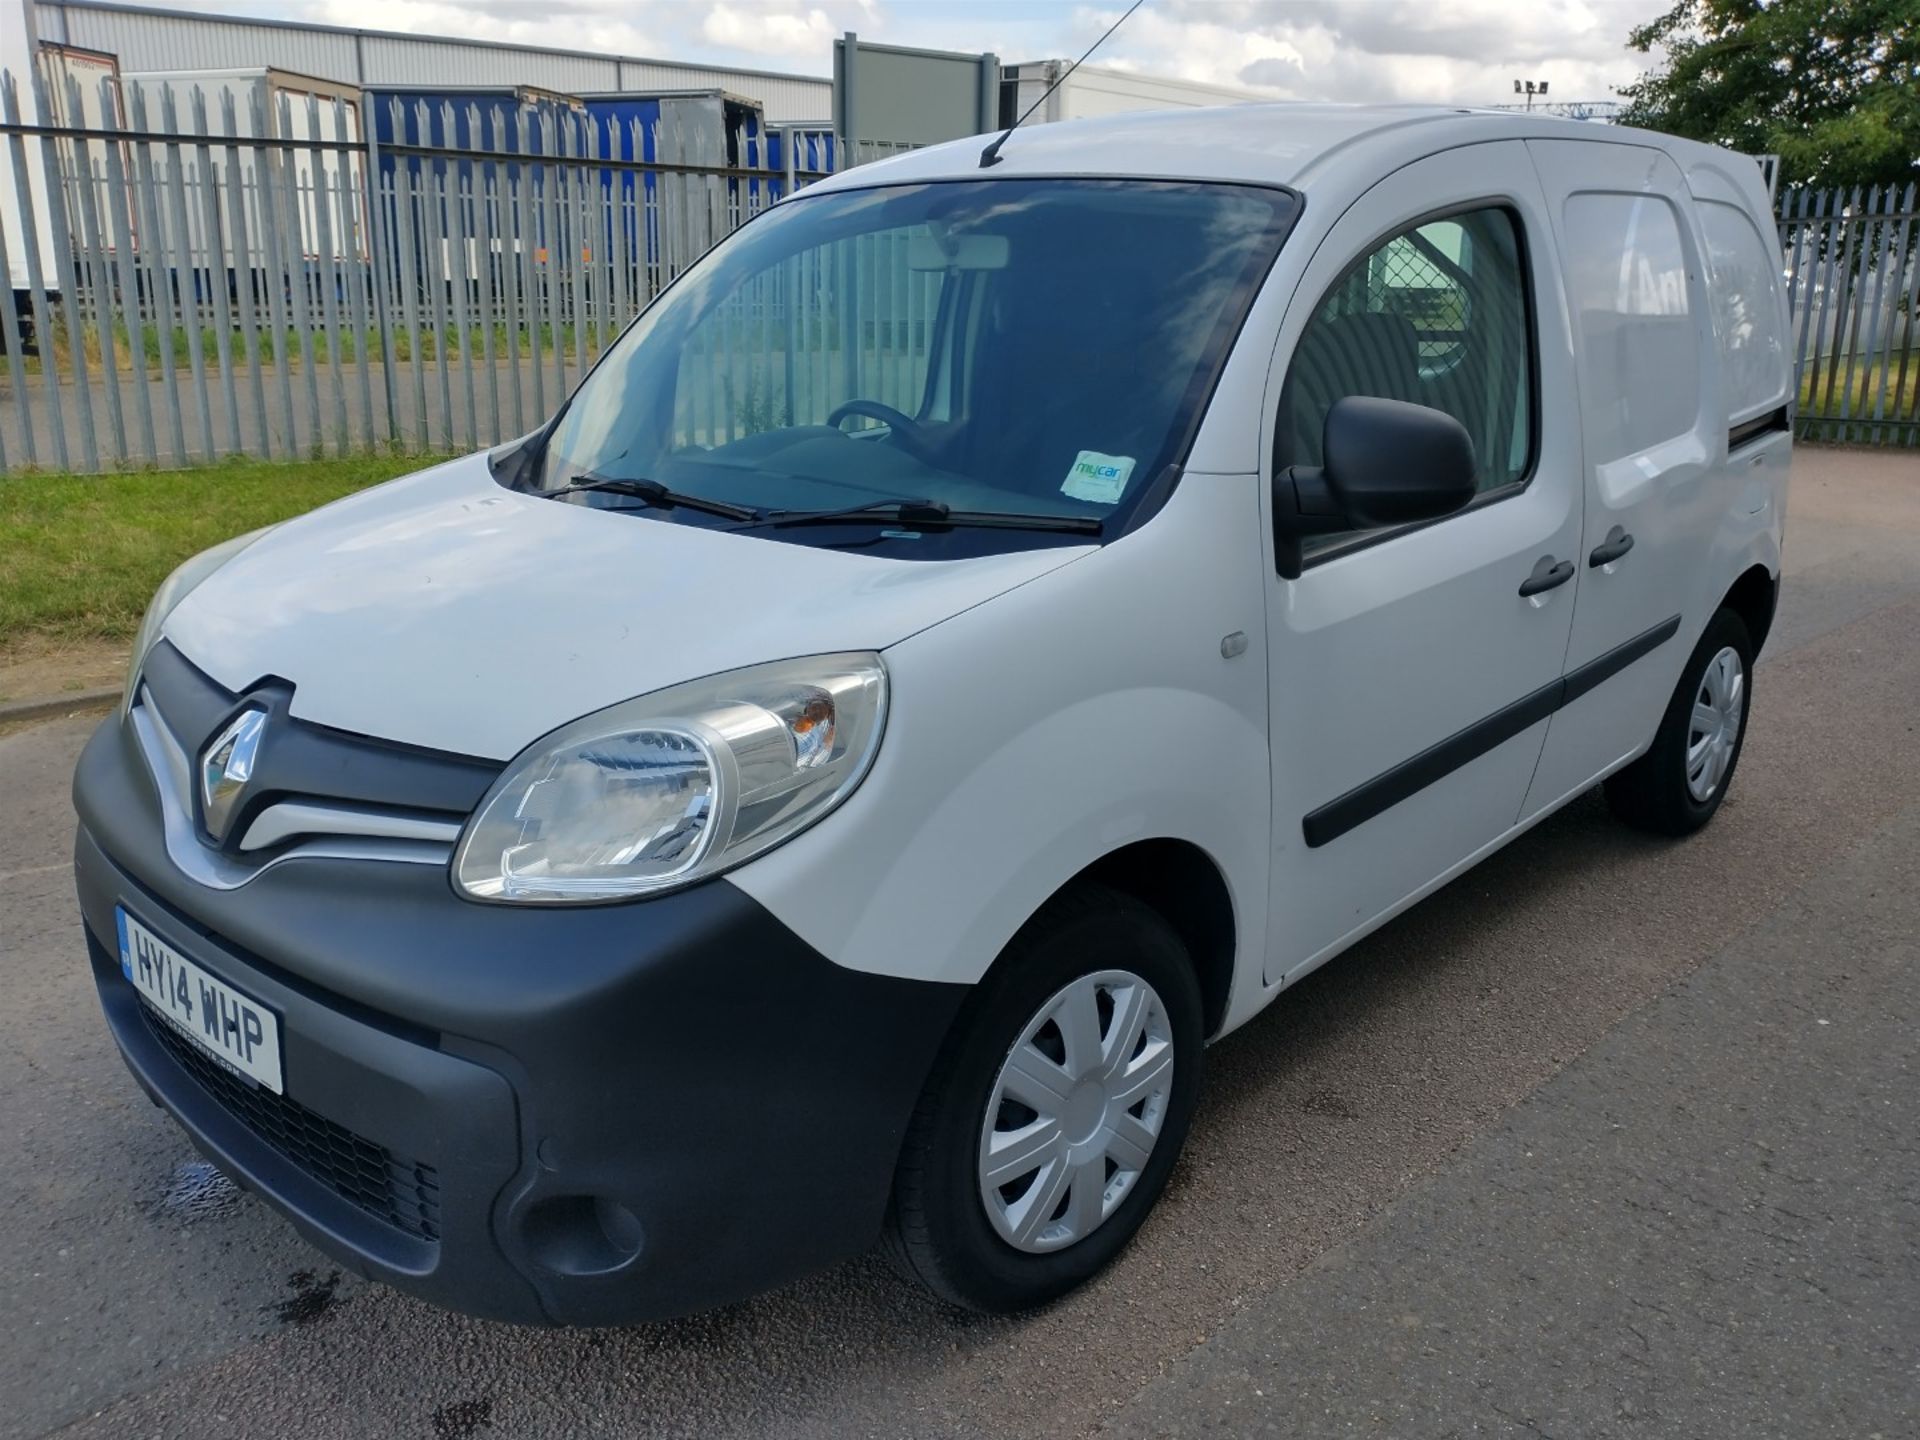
[42,4,361,78]
[357,35,615,94]
[35,1,833,121]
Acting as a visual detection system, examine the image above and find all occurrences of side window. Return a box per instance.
[1698,199,1788,424]
[1559,193,1700,464]
[1279,205,1535,552]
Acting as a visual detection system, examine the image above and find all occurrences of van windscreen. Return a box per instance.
[526,178,1298,553]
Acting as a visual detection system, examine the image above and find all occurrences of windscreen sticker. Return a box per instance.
[1062,450,1135,504]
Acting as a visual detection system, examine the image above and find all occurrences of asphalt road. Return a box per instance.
[2,448,1915,1439]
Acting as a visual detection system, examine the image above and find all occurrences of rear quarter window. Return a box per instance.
[1697,199,1790,422]
[1560,193,1700,465]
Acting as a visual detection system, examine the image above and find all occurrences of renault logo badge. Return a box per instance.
[200,708,267,843]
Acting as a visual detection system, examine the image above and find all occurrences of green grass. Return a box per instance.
[18,317,602,379]
[0,453,445,651]
[1798,350,1920,419]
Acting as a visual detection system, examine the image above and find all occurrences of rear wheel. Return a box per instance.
[1605,607,1754,836]
[883,885,1203,1312]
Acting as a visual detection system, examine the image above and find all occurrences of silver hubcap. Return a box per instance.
[978,970,1174,1253]
[1686,645,1745,803]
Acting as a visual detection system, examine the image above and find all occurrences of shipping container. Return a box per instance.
[364,83,589,312]
[575,89,774,293]
[578,88,764,169]
[1,35,122,337]
[765,120,838,187]
[582,92,838,189]
[37,41,120,128]
[364,82,584,170]
[119,66,364,263]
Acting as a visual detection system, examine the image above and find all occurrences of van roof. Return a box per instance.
[807,102,1747,200]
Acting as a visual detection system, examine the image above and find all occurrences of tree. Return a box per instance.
[1617,0,1920,191]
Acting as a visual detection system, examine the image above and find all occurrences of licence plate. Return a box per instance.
[116,907,284,1094]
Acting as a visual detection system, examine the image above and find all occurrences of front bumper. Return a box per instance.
[73,713,966,1325]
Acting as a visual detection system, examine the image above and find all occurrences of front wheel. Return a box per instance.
[1605,606,1755,835]
[883,885,1204,1312]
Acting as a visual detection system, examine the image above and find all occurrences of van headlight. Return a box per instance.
[123,527,276,712]
[454,653,888,904]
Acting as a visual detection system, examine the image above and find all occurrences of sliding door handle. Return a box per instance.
[1588,526,1635,567]
[1518,555,1575,598]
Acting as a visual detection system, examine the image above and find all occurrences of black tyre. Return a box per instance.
[1605,606,1755,836]
[883,884,1204,1313]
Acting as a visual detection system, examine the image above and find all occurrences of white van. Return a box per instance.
[72,105,1791,1324]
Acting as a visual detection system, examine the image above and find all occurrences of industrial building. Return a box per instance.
[32,0,837,122]
[30,0,1278,135]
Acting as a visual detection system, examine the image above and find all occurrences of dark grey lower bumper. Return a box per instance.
[73,715,966,1325]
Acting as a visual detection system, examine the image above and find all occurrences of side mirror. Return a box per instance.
[1273,395,1477,578]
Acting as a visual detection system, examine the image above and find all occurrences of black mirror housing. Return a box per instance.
[1321,395,1477,528]
[1273,395,1478,578]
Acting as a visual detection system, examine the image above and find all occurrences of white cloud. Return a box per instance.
[110,0,1660,105]
[701,3,840,59]
[1103,0,1653,105]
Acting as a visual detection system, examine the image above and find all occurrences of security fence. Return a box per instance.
[3,74,1918,475]
[0,68,861,472]
[1778,182,1920,446]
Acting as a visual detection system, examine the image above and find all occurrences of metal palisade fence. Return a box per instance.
[1778,181,1920,446]
[4,70,1919,475]
[0,68,862,473]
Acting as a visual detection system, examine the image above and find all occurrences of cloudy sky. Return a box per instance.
[166,0,1665,106]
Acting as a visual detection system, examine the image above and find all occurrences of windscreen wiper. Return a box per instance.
[729,497,1103,534]
[550,473,761,523]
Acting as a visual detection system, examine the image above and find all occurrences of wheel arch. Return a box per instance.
[1049,839,1239,1041]
[1720,563,1779,657]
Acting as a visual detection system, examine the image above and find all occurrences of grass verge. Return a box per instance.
[1799,350,1920,420]
[0,453,446,657]
[17,317,610,380]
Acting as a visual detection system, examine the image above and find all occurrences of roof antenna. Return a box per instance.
[979,0,1147,168]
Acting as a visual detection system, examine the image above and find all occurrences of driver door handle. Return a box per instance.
[1518,555,1575,598]
[1588,526,1635,567]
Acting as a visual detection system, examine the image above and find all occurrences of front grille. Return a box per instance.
[142,1009,442,1242]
